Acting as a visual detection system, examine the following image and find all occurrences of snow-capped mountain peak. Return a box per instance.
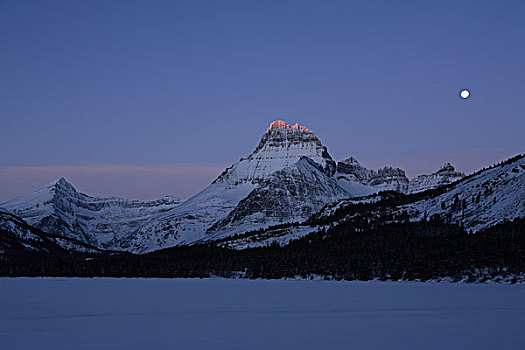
[2,177,74,215]
[2,178,184,249]
[50,177,78,196]
[121,121,342,252]
[214,120,336,185]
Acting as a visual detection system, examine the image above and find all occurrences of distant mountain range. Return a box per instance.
[1,120,523,256]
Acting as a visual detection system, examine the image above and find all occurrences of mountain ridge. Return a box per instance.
[2,120,518,254]
[2,178,184,249]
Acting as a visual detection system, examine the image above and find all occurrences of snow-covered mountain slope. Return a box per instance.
[335,157,409,194]
[314,155,525,233]
[117,180,256,252]
[408,163,465,193]
[216,192,398,250]
[207,157,349,239]
[119,121,344,253]
[1,178,183,249]
[0,210,103,256]
[403,155,525,232]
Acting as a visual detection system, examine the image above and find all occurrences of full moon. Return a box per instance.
[460,89,470,99]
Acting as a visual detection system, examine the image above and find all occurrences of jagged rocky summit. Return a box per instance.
[335,157,409,195]
[214,120,336,185]
[335,157,465,195]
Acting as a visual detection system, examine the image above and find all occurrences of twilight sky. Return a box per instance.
[1,0,524,202]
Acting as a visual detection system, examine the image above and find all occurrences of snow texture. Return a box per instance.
[0,210,102,255]
[207,157,348,240]
[121,180,257,252]
[1,278,524,350]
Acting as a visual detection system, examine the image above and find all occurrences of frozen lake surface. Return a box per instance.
[1,278,524,349]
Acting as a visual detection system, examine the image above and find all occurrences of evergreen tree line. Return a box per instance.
[1,217,524,282]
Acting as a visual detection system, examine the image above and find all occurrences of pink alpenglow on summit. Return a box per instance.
[267,120,312,133]
[267,120,288,130]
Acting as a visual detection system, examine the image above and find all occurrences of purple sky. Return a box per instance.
[1,1,524,202]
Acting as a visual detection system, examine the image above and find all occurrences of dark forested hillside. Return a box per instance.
[2,218,524,282]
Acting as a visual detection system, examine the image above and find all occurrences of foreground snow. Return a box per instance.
[1,278,524,349]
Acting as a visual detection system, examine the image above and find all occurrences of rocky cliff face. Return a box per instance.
[335,157,464,196]
[214,120,336,185]
[370,167,410,193]
[335,157,373,182]
[208,157,349,238]
[408,163,465,193]
[335,157,409,195]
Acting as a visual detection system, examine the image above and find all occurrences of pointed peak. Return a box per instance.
[57,177,68,184]
[434,162,464,175]
[46,177,76,193]
[46,177,68,186]
[438,162,455,172]
[340,156,361,165]
[267,120,312,133]
[433,162,465,178]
